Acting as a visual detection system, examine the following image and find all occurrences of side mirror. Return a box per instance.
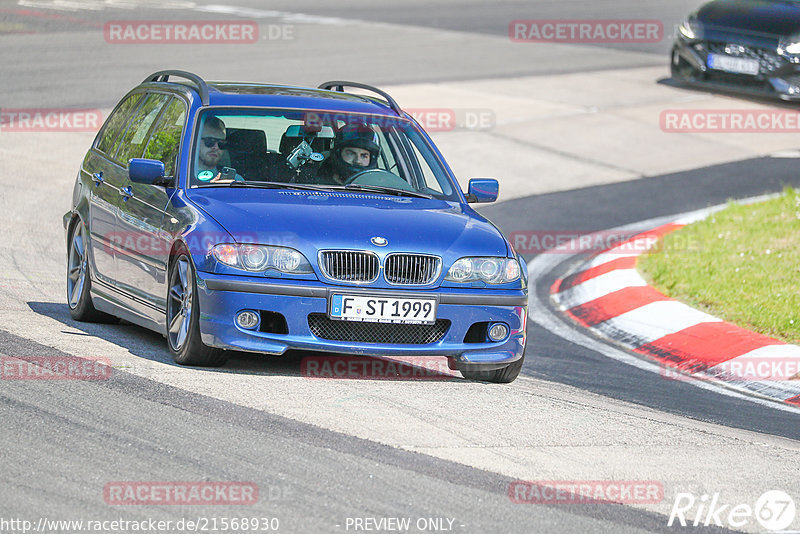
[466,178,499,203]
[129,158,168,185]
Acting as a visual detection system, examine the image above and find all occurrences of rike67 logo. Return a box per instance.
[669,490,796,531]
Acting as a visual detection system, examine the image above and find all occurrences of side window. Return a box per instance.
[96,93,142,155]
[115,93,170,166]
[143,97,187,177]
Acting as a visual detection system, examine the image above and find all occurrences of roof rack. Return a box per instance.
[318,81,402,115]
[143,70,210,106]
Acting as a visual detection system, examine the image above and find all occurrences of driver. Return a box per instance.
[316,123,380,185]
[196,116,243,183]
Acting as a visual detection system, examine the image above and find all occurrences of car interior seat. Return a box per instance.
[225,129,269,179]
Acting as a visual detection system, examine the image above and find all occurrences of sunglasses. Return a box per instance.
[202,137,228,149]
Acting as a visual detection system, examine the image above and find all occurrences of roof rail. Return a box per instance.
[143,70,210,106]
[318,81,402,115]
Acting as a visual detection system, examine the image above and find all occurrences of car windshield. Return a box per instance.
[190,108,459,200]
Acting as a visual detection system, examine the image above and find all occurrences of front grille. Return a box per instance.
[384,254,441,285]
[308,314,450,344]
[319,251,379,283]
[704,41,783,74]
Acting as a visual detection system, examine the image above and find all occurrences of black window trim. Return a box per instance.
[141,95,190,180]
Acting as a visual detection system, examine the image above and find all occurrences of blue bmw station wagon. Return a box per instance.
[64,70,528,382]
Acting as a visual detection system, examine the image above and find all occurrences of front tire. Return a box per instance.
[166,249,227,367]
[670,47,694,84]
[66,220,117,323]
[459,355,524,383]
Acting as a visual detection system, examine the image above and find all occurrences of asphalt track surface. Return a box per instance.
[1,1,799,533]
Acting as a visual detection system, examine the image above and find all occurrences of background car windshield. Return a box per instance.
[190,109,458,200]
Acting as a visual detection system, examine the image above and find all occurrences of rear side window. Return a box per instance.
[95,93,142,155]
[115,93,170,166]
[143,97,187,177]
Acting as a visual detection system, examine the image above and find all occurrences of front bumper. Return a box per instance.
[195,271,528,367]
[672,33,800,101]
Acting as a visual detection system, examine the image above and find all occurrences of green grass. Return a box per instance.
[637,188,800,344]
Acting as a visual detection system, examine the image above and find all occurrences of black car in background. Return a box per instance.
[672,0,800,100]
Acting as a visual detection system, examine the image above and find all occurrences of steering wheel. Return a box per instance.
[342,168,386,185]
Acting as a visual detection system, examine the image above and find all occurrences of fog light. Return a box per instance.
[488,323,508,342]
[236,311,260,330]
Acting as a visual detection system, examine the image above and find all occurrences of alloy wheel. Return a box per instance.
[67,225,87,309]
[167,256,193,351]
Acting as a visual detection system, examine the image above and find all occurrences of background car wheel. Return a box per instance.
[458,356,524,383]
[66,220,118,323]
[167,249,227,367]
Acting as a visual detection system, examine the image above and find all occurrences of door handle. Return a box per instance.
[120,186,133,199]
[92,172,104,186]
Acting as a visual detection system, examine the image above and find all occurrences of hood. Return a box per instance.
[186,188,509,260]
[697,0,800,38]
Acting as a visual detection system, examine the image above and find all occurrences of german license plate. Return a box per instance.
[707,53,759,76]
[329,294,437,325]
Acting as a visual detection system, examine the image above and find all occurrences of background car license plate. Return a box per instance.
[707,53,759,76]
[329,294,437,324]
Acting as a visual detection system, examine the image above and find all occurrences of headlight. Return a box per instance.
[447,258,474,282]
[679,17,702,40]
[273,248,304,272]
[240,245,268,271]
[212,244,313,274]
[212,244,238,267]
[445,257,521,284]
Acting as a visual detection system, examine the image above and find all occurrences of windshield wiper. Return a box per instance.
[231,181,334,191]
[197,180,432,198]
[195,180,330,192]
[339,184,433,199]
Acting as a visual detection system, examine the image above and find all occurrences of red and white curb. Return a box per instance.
[550,218,800,408]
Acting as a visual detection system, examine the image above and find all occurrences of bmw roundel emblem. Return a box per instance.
[371,236,388,247]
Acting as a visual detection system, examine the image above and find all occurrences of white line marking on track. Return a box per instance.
[555,269,646,309]
[584,250,639,269]
[594,301,721,347]
[770,150,800,158]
